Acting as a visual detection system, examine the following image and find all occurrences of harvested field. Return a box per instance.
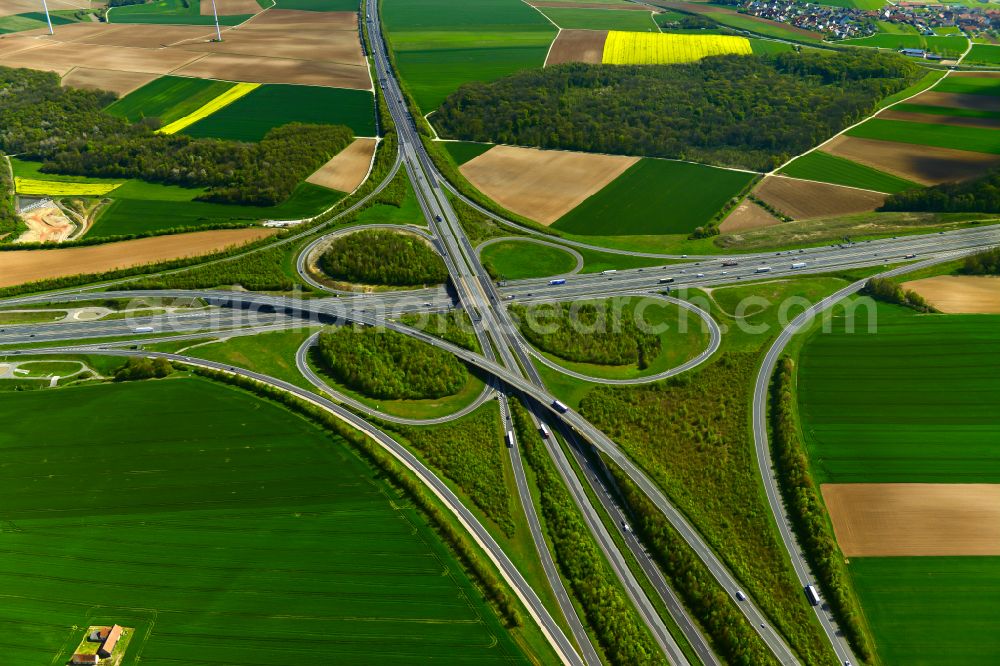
[2,41,203,76]
[822,483,1000,557]
[0,36,45,58]
[61,67,158,96]
[0,0,93,16]
[63,24,217,48]
[753,176,885,220]
[16,205,75,244]
[545,29,608,65]
[0,228,276,288]
[951,70,1000,78]
[306,138,376,193]
[719,199,781,233]
[172,53,371,89]
[201,0,262,14]
[180,28,363,65]
[822,135,1000,185]
[908,90,1000,113]
[248,8,357,29]
[879,108,1000,130]
[901,275,1000,314]
[460,145,638,225]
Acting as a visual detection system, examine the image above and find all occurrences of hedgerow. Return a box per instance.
[770,357,874,661]
[511,400,663,666]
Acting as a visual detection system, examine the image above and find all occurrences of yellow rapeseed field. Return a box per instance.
[157,82,260,135]
[14,178,122,197]
[602,31,752,65]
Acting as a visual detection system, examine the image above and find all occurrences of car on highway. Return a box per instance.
[735,590,746,601]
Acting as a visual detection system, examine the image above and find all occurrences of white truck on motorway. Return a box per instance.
[133,326,154,333]
[804,584,820,606]
[505,430,514,448]
[539,423,551,439]
[791,262,807,270]
[755,266,772,274]
[552,400,569,413]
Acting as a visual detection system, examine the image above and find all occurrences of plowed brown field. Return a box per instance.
[879,108,1000,130]
[0,229,276,288]
[173,53,370,89]
[201,0,261,14]
[460,145,637,224]
[753,176,885,220]
[908,90,1000,113]
[545,29,608,66]
[719,199,781,233]
[901,275,1000,314]
[306,138,377,193]
[822,135,1000,185]
[822,483,1000,557]
[61,67,158,96]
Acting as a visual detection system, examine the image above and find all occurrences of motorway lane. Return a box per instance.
[750,251,982,666]
[295,331,495,426]
[6,345,583,666]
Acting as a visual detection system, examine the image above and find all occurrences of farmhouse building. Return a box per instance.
[70,655,100,665]
[98,625,123,659]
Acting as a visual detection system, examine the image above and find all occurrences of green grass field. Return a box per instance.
[108,0,254,24]
[779,151,921,194]
[538,7,658,31]
[105,76,238,125]
[271,0,358,9]
[184,84,377,140]
[0,11,76,34]
[846,118,1000,155]
[480,240,578,279]
[798,301,1000,483]
[749,38,795,54]
[552,159,754,236]
[963,44,1000,65]
[0,377,530,665]
[703,10,823,43]
[382,0,556,111]
[935,75,1000,96]
[848,557,1000,666]
[442,141,493,165]
[839,33,968,55]
[12,157,342,237]
[92,181,342,237]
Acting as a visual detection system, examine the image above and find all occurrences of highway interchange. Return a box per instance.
[3,5,1000,666]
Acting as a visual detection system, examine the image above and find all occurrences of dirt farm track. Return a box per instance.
[0,228,276,288]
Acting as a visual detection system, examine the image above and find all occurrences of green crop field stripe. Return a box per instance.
[848,556,1000,665]
[382,0,556,111]
[442,141,493,166]
[846,118,1000,155]
[539,7,659,32]
[0,377,529,664]
[552,158,754,236]
[935,75,1000,97]
[105,76,238,125]
[182,84,377,140]
[965,44,1000,65]
[109,0,254,25]
[90,182,343,238]
[779,151,920,193]
[798,301,1000,485]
